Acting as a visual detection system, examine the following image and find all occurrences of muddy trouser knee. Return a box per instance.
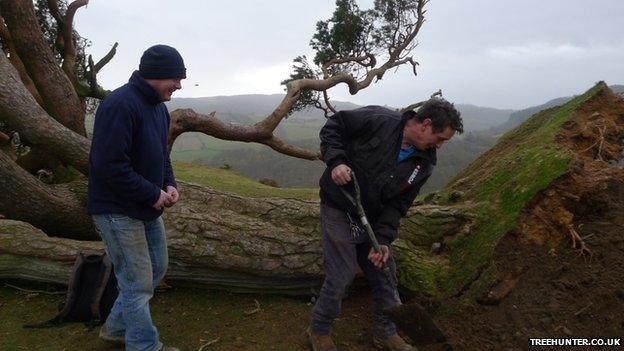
[310,203,401,336]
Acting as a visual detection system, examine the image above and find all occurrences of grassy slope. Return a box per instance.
[425,83,604,302]
[173,161,318,200]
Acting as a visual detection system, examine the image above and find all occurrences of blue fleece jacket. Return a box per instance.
[87,71,176,220]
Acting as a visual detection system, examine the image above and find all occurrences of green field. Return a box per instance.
[173,162,319,200]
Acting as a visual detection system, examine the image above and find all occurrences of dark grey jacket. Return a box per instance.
[319,105,436,245]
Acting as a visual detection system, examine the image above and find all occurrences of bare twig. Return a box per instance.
[244,299,261,316]
[399,89,443,114]
[4,283,65,295]
[580,123,606,161]
[198,337,221,351]
[322,90,336,115]
[567,224,593,258]
[573,302,593,316]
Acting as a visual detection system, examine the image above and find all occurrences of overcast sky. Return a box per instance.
[74,0,624,110]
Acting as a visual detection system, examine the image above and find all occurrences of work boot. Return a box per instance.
[373,333,417,351]
[307,327,338,351]
[160,345,180,351]
[98,326,124,344]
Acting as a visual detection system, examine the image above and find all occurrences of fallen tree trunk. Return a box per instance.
[0,181,472,295]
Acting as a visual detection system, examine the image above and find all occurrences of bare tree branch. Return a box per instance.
[73,41,117,99]
[46,0,63,24]
[93,42,118,73]
[322,53,376,71]
[322,90,336,115]
[168,109,321,161]
[262,136,320,160]
[59,0,89,85]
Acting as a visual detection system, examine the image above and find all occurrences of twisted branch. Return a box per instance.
[168,109,320,161]
[58,0,89,85]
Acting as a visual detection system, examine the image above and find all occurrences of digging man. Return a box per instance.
[308,99,463,351]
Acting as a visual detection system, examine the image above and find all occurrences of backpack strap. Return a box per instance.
[87,253,113,329]
[23,253,86,328]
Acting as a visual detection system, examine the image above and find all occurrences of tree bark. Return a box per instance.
[0,11,44,106]
[0,52,90,174]
[0,150,96,240]
[0,0,87,136]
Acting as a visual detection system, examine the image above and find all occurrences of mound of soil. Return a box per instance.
[434,86,624,350]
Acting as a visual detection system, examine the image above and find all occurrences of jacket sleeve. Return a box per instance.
[93,103,161,205]
[319,109,373,170]
[374,174,431,245]
[163,109,177,189]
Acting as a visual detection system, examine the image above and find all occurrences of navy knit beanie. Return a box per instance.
[139,44,186,79]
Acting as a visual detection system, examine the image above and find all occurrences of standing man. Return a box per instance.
[87,44,186,351]
[308,99,463,351]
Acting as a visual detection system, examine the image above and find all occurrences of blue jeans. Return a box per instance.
[310,204,401,338]
[92,214,168,351]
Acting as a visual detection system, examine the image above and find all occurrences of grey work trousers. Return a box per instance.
[310,203,401,338]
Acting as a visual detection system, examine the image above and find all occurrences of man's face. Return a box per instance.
[145,78,183,102]
[404,118,456,151]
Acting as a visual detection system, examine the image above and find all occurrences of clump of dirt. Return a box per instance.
[435,85,624,350]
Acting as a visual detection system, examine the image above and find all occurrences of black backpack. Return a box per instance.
[25,252,118,329]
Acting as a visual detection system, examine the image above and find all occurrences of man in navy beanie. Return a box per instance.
[87,44,186,351]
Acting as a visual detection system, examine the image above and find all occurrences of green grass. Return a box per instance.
[173,162,319,200]
[0,283,380,351]
[170,149,222,162]
[426,83,605,298]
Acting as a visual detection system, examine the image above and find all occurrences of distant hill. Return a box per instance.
[169,93,515,132]
[488,84,624,135]
[454,104,514,132]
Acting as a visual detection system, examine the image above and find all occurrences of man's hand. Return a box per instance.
[368,245,390,269]
[152,190,172,210]
[164,185,179,207]
[331,164,352,185]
